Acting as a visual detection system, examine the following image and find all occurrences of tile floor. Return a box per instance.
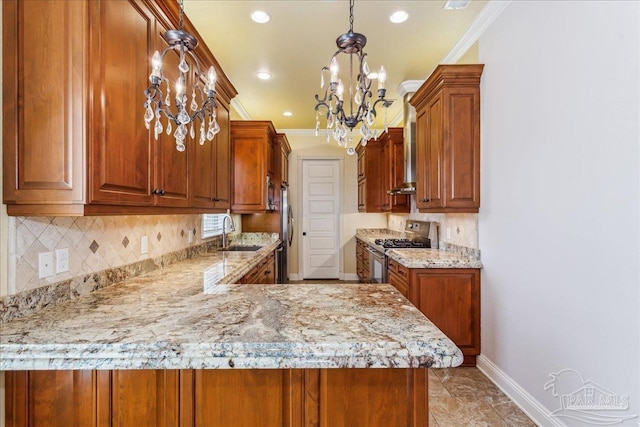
[429,367,537,426]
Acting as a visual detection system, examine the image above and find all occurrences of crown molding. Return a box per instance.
[230,98,252,120]
[441,0,512,64]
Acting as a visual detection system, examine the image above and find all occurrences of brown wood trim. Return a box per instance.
[410,64,484,111]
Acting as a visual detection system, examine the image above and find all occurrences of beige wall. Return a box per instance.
[283,131,386,279]
[456,41,479,64]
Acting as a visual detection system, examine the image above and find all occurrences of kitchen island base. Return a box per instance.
[6,368,428,427]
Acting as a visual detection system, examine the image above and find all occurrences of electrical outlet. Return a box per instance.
[187,232,194,244]
[446,227,452,240]
[56,248,69,273]
[140,236,148,255]
[38,252,54,279]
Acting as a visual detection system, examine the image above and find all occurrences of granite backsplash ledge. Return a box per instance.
[355,228,481,261]
[0,233,277,324]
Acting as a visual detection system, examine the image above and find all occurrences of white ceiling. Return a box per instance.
[183,0,488,130]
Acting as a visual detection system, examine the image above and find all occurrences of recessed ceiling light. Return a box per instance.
[389,11,409,24]
[283,112,293,117]
[443,0,471,10]
[250,10,270,24]
[256,71,272,80]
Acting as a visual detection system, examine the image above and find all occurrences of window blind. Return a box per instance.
[202,214,224,238]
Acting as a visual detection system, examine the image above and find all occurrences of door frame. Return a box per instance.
[297,156,344,280]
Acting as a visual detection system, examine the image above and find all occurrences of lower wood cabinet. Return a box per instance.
[239,250,276,284]
[388,259,480,366]
[5,368,428,427]
[355,239,370,283]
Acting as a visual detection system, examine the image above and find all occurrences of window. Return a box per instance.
[202,214,225,238]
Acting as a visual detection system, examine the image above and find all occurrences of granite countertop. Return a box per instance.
[0,242,463,371]
[386,248,483,269]
[355,229,482,269]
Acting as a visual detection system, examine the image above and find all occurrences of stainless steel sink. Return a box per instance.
[218,245,263,252]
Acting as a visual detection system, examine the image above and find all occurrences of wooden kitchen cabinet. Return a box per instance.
[239,250,276,284]
[355,139,383,212]
[356,238,370,283]
[2,0,237,216]
[388,258,410,297]
[6,368,427,427]
[231,121,277,213]
[380,128,410,213]
[410,64,483,213]
[191,101,232,210]
[408,267,481,366]
[277,133,292,187]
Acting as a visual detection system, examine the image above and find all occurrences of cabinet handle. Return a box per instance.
[152,189,166,196]
[212,197,219,202]
[421,198,430,203]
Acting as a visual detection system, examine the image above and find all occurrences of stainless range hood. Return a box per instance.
[388,80,423,195]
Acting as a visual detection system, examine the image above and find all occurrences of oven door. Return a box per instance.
[368,247,387,284]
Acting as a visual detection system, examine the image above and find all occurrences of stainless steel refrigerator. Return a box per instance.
[278,185,293,284]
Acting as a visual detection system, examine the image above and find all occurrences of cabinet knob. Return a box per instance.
[421,198,430,203]
[212,197,220,202]
[152,189,165,195]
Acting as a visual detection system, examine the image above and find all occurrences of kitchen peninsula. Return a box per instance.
[1,237,462,427]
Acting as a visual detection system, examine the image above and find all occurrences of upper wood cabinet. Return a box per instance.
[2,0,237,216]
[356,128,408,213]
[380,128,410,213]
[276,133,292,188]
[356,139,383,212]
[410,64,483,213]
[230,121,277,213]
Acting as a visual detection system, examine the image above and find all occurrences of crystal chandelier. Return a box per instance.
[314,0,394,155]
[143,0,219,152]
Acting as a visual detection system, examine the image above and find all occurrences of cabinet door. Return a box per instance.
[415,109,429,210]
[96,370,180,427]
[381,141,392,212]
[152,22,190,207]
[357,180,366,212]
[193,369,303,427]
[231,132,267,212]
[213,103,231,209]
[423,94,444,209]
[3,0,86,208]
[314,369,427,427]
[410,269,480,365]
[391,136,410,212]
[88,0,155,206]
[281,146,290,186]
[5,371,96,427]
[443,87,480,209]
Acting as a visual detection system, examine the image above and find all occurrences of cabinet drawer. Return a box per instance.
[388,271,409,297]
[388,259,409,281]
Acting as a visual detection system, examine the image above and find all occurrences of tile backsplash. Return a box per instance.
[8,214,239,296]
[388,199,479,249]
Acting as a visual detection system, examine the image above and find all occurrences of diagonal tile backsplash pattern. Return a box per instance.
[10,215,210,295]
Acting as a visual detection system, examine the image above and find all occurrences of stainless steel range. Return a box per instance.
[368,220,439,284]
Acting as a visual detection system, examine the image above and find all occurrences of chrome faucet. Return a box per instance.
[221,214,236,249]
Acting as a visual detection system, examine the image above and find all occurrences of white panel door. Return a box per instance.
[302,160,340,279]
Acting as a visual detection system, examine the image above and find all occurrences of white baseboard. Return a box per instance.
[287,273,359,281]
[476,354,565,427]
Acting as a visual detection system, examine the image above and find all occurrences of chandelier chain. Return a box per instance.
[349,0,354,32]
[178,0,184,30]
